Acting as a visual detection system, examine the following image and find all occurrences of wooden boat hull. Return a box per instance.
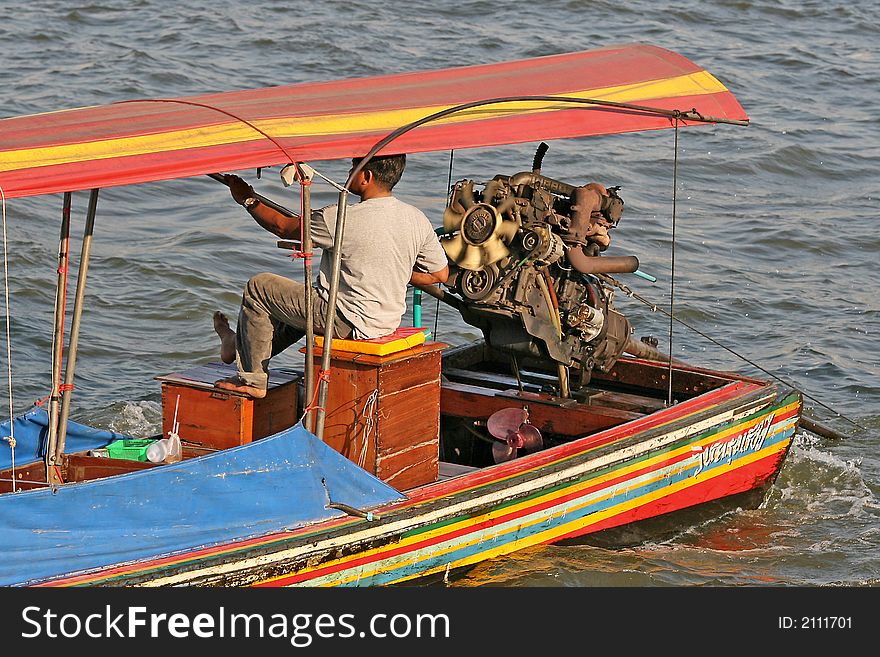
[31,375,798,587]
[0,43,770,588]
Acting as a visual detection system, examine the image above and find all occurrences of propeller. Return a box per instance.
[486,407,544,463]
[442,181,519,271]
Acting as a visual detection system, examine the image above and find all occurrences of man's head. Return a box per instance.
[349,154,406,197]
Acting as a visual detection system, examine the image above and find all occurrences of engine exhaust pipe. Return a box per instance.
[624,336,687,366]
[567,246,639,274]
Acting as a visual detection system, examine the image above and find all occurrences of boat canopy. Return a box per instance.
[0,43,748,200]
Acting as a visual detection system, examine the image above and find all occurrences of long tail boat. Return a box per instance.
[0,43,800,587]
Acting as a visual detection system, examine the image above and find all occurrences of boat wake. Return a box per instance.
[771,438,876,521]
[79,400,162,439]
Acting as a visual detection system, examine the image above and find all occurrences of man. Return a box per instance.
[213,154,449,398]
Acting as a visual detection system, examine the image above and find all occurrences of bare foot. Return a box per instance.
[214,376,267,399]
[213,311,236,364]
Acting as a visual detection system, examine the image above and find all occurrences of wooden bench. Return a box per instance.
[155,363,300,450]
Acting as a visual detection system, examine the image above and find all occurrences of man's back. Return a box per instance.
[312,196,447,339]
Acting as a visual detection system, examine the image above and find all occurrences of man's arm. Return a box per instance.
[411,221,450,287]
[410,265,449,287]
[225,174,301,239]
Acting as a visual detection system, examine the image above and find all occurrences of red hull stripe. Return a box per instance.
[551,447,790,542]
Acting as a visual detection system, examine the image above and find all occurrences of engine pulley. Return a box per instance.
[459,267,497,300]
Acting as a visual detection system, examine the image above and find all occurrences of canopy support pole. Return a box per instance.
[45,192,72,481]
[54,188,99,464]
[667,118,680,407]
[313,190,348,441]
[300,95,748,441]
[299,171,315,433]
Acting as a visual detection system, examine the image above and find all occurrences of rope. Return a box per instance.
[0,183,15,487]
[597,273,867,431]
[357,389,379,468]
[300,368,331,419]
[286,248,313,261]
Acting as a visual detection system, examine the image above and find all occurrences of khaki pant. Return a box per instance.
[235,273,353,389]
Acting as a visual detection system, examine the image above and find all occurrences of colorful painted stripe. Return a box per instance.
[36,385,793,587]
[261,400,798,586]
[128,396,797,586]
[0,72,725,175]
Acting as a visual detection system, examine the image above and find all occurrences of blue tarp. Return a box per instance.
[0,407,128,470]
[0,417,404,586]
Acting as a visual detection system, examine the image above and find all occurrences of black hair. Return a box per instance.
[352,154,406,190]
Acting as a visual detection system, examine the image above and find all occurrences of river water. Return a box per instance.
[0,0,877,589]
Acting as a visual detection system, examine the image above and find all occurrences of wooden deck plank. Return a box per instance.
[440,381,640,437]
[438,461,479,481]
[442,367,665,413]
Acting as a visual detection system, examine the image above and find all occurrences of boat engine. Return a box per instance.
[439,144,644,391]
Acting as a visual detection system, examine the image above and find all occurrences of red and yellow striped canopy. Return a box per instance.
[0,43,748,199]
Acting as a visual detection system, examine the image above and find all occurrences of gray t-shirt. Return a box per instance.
[310,196,447,339]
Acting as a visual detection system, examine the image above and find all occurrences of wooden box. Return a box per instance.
[156,362,299,450]
[304,342,445,490]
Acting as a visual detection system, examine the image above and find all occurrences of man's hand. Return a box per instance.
[224,174,254,206]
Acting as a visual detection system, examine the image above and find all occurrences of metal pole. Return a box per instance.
[667,118,679,407]
[414,282,461,311]
[412,287,422,328]
[300,173,315,433]
[54,188,99,462]
[313,190,348,441]
[45,192,71,480]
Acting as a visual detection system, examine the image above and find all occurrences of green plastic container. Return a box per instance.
[105,439,156,461]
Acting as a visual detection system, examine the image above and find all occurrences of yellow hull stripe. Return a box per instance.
[419,439,790,583]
